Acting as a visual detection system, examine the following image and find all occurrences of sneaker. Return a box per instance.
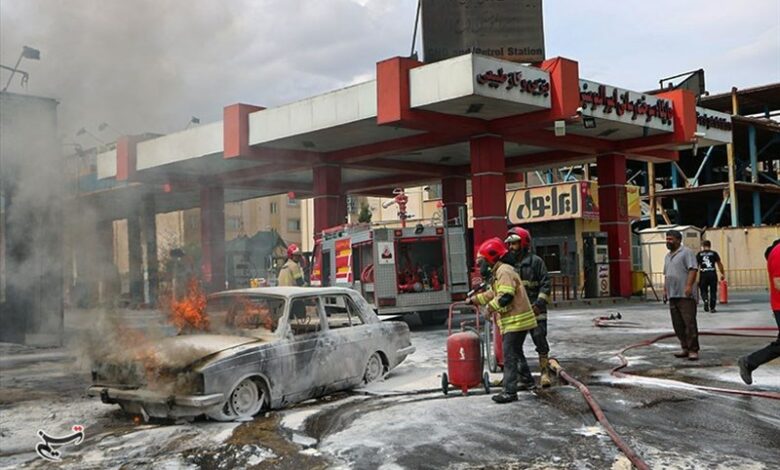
[738,357,753,385]
[674,350,690,358]
[703,304,709,312]
[711,307,717,313]
[688,352,699,361]
[491,392,518,404]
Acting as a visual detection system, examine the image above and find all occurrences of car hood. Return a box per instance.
[150,334,262,369]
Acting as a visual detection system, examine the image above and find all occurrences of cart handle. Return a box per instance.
[448,302,481,336]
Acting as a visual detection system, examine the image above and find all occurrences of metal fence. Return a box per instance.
[646,269,769,291]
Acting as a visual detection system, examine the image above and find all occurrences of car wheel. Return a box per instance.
[207,378,266,422]
[363,352,385,384]
[420,310,448,326]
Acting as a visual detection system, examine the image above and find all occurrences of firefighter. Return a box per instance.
[467,237,537,403]
[505,226,553,388]
[277,244,306,287]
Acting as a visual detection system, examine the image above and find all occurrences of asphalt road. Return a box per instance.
[0,292,778,469]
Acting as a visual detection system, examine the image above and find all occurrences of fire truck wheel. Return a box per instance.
[441,372,449,395]
[420,310,448,326]
[363,352,385,384]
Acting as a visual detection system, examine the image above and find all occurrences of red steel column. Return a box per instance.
[313,165,346,237]
[200,186,225,293]
[470,136,507,256]
[597,154,632,298]
[441,175,467,224]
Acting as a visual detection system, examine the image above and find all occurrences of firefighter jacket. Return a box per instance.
[512,253,552,320]
[277,259,305,287]
[473,261,536,334]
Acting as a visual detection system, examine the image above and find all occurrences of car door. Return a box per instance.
[281,295,331,402]
[321,294,365,388]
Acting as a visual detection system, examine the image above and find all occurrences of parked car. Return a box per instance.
[87,287,415,421]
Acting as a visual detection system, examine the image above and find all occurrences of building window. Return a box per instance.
[287,218,301,232]
[426,184,442,200]
[270,202,278,214]
[287,198,299,207]
[227,217,242,231]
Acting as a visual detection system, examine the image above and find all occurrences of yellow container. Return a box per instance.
[631,271,645,295]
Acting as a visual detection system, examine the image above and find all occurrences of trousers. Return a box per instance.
[699,272,718,309]
[502,330,533,394]
[744,311,780,370]
[670,297,699,352]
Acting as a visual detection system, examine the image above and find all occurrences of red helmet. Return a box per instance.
[477,237,508,265]
[505,226,532,250]
[287,243,301,258]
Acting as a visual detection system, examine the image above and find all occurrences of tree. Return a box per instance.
[358,203,372,223]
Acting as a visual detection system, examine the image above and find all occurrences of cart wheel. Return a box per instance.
[441,372,449,395]
[485,322,499,373]
[483,372,491,395]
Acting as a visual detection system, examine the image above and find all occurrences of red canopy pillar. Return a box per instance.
[597,154,632,298]
[313,165,346,237]
[441,175,467,224]
[470,136,507,257]
[200,185,225,293]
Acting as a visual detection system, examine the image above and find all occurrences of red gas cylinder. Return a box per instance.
[447,330,483,393]
[719,279,728,304]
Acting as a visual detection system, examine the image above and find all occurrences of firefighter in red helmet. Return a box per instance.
[505,226,553,388]
[467,237,537,403]
[277,243,306,287]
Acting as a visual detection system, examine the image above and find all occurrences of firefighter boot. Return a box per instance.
[539,354,552,388]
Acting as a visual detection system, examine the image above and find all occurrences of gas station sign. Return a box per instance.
[421,0,545,63]
[507,182,641,224]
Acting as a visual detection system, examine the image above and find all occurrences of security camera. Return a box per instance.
[381,199,395,209]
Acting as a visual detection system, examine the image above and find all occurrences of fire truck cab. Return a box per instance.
[310,222,469,324]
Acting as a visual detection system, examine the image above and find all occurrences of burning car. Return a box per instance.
[87,287,415,421]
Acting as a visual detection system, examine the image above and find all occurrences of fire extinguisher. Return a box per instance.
[719,279,728,304]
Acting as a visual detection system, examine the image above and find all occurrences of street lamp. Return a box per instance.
[75,127,105,145]
[2,46,41,92]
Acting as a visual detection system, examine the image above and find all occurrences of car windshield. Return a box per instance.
[207,295,286,338]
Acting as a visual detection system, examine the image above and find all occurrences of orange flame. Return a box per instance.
[169,279,210,332]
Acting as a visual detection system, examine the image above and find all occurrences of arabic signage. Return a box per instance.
[507,182,641,224]
[579,80,674,131]
[694,106,733,145]
[421,0,545,63]
[475,68,550,97]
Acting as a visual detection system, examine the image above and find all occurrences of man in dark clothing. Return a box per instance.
[505,226,553,387]
[663,230,700,360]
[697,240,726,312]
[738,239,780,384]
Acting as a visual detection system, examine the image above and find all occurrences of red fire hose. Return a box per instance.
[612,328,780,400]
[548,358,650,470]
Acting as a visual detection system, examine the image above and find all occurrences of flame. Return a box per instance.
[169,279,210,332]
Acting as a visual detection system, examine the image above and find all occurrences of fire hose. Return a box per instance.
[612,328,780,400]
[547,358,651,470]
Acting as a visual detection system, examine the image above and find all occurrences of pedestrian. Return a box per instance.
[505,227,553,388]
[738,239,780,384]
[277,244,306,287]
[663,230,700,360]
[467,237,537,403]
[697,240,726,313]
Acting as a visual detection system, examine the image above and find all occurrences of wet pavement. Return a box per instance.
[0,292,778,469]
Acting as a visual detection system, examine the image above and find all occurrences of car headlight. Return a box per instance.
[174,371,205,395]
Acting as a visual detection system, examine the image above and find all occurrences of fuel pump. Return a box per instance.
[583,232,610,298]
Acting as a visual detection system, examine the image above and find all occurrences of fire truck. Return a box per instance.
[310,220,470,325]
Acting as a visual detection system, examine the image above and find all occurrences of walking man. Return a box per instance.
[468,237,537,403]
[738,239,780,384]
[663,230,700,360]
[505,227,553,388]
[697,240,726,312]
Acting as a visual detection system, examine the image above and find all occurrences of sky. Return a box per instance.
[1,0,778,142]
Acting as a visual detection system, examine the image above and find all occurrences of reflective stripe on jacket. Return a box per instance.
[474,261,536,334]
[278,259,304,286]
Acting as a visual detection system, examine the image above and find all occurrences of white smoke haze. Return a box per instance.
[0,0,418,138]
